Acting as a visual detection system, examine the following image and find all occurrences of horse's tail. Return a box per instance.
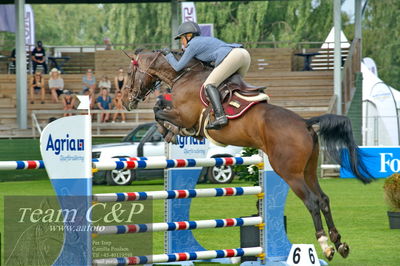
[306,114,374,184]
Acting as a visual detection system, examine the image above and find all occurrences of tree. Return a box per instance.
[363,0,400,89]
[32,4,106,45]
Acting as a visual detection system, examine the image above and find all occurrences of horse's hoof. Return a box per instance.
[164,122,180,135]
[338,242,350,258]
[171,135,178,144]
[323,246,335,261]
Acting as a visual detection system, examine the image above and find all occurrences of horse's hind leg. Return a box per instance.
[304,142,349,259]
[318,188,350,258]
[286,176,335,261]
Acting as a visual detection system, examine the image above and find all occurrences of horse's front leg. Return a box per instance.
[155,109,185,129]
[153,101,171,137]
[154,109,184,144]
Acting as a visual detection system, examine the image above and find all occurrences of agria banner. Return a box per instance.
[340,146,400,178]
[40,115,91,180]
[39,115,92,265]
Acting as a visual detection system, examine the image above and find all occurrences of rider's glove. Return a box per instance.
[160,48,171,56]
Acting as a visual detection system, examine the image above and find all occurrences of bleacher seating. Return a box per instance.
[0,48,334,137]
[59,52,95,74]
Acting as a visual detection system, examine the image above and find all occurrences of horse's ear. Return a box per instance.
[134,48,144,55]
[122,50,134,60]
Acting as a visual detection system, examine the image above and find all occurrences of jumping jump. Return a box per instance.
[121,22,374,261]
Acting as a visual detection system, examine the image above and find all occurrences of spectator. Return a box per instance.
[10,48,16,66]
[82,69,96,94]
[48,68,64,103]
[114,68,127,91]
[31,40,48,74]
[62,90,75,117]
[103,37,112,50]
[96,88,112,122]
[112,90,126,123]
[98,75,111,92]
[29,71,45,104]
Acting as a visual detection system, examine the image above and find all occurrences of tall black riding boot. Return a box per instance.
[205,84,228,130]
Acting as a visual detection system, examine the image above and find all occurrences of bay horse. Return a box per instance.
[122,51,373,261]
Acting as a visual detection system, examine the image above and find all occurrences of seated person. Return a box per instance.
[98,75,111,92]
[114,68,127,91]
[82,69,96,94]
[96,88,112,123]
[48,68,64,103]
[31,41,48,74]
[62,90,75,117]
[29,71,45,104]
[112,90,126,123]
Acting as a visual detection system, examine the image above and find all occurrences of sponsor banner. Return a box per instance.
[40,115,91,179]
[340,147,400,178]
[0,4,35,45]
[168,136,209,159]
[0,5,16,33]
[181,2,197,22]
[25,5,35,47]
[199,24,214,37]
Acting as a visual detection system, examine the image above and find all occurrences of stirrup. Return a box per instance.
[206,116,228,130]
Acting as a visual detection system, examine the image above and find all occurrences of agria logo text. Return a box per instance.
[46,134,85,155]
[175,136,206,148]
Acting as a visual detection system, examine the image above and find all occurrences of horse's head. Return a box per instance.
[123,51,162,111]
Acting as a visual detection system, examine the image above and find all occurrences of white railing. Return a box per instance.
[362,115,400,146]
[31,109,154,137]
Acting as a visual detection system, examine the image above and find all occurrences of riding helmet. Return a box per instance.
[174,21,201,40]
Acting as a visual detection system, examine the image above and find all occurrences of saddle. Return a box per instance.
[200,74,269,119]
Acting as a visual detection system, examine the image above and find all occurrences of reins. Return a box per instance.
[170,61,203,86]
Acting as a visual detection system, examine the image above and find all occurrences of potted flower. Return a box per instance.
[383,173,400,229]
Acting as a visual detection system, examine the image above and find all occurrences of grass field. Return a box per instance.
[0,176,399,266]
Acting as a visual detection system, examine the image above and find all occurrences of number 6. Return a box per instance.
[309,248,315,264]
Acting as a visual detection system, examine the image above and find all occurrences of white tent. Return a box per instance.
[321,27,351,49]
[362,63,400,146]
[311,27,351,70]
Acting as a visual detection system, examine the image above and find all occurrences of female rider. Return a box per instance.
[161,21,251,130]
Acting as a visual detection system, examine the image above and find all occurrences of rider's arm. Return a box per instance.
[165,46,196,72]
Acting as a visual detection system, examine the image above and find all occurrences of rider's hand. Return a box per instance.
[160,48,171,56]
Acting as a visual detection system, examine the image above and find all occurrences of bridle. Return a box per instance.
[128,52,161,103]
[127,51,203,104]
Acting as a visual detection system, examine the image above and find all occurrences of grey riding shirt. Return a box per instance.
[165,36,242,72]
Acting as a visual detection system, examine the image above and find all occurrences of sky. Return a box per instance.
[342,0,368,22]
[343,0,354,15]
